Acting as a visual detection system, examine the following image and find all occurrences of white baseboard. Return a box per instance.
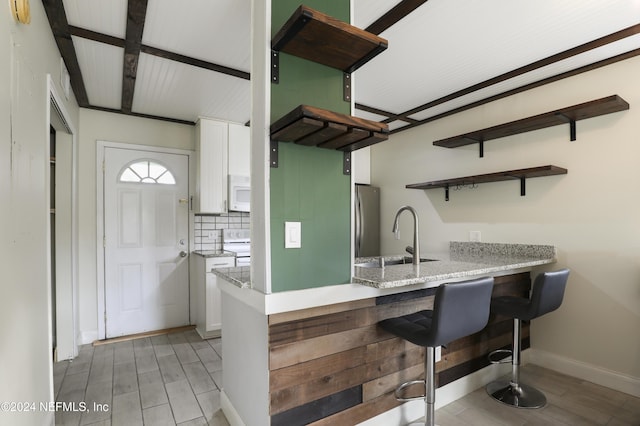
[203,329,221,340]
[195,326,221,340]
[221,389,246,426]
[527,348,640,398]
[79,330,98,346]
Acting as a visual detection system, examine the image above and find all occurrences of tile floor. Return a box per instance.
[54,329,640,425]
[54,329,228,426]
[435,363,640,425]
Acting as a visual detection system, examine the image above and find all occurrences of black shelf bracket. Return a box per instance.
[270,140,279,168]
[555,113,576,141]
[271,10,312,85]
[508,174,528,196]
[343,151,351,175]
[345,42,388,74]
[343,73,351,102]
[445,184,450,201]
[271,50,280,84]
[462,136,484,157]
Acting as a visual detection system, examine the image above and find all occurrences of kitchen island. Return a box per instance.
[216,242,556,426]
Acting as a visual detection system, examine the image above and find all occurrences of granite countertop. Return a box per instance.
[354,242,557,289]
[212,266,251,288]
[192,250,236,258]
[212,242,557,292]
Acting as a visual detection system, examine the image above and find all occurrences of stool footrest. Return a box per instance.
[488,349,513,364]
[394,380,425,402]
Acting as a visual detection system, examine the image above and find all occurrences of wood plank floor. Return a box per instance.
[54,329,228,426]
[55,329,640,425]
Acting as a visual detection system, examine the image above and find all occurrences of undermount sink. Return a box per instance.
[355,257,438,268]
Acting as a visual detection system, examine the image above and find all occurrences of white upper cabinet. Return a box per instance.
[195,118,228,213]
[228,122,250,177]
[195,119,250,214]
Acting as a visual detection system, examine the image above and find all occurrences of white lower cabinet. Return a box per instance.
[191,254,235,339]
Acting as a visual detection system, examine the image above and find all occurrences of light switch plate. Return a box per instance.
[285,221,301,248]
[469,231,481,242]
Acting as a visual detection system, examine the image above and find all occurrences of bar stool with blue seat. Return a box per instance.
[486,268,570,409]
[378,277,494,426]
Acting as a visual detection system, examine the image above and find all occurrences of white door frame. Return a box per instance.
[96,141,194,340]
[47,75,79,360]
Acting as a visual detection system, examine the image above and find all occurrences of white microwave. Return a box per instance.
[229,175,250,212]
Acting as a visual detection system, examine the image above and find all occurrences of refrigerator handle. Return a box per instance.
[355,189,362,257]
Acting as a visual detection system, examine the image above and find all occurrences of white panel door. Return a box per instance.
[104,147,189,338]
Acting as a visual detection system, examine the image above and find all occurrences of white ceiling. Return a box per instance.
[62,0,252,124]
[57,0,640,130]
[353,0,640,130]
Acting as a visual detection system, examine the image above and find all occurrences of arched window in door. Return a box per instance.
[118,160,176,185]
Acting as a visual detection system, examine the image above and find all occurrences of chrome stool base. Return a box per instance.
[486,270,569,411]
[486,380,546,409]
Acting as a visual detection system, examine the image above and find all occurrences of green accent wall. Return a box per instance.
[270,1,350,120]
[270,0,351,292]
[270,145,351,291]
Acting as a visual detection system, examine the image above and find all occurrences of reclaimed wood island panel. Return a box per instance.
[267,272,532,425]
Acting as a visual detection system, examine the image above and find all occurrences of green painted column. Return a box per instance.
[270,0,351,292]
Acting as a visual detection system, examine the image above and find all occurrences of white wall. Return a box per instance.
[77,109,194,342]
[249,0,272,294]
[371,56,640,382]
[1,2,80,425]
[221,288,269,425]
[352,147,371,184]
[54,130,75,361]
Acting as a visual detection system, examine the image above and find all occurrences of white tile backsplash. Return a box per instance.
[194,212,250,251]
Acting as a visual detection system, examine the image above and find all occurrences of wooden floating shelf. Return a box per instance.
[406,165,568,201]
[433,95,629,157]
[271,5,388,73]
[270,105,389,152]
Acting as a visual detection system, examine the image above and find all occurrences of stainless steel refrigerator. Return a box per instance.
[354,184,380,257]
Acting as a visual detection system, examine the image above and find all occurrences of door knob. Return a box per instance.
[180,251,188,258]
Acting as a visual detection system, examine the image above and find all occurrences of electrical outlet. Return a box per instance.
[436,346,441,362]
[207,231,215,241]
[469,231,481,242]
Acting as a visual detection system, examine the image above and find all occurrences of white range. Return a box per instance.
[223,228,250,266]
